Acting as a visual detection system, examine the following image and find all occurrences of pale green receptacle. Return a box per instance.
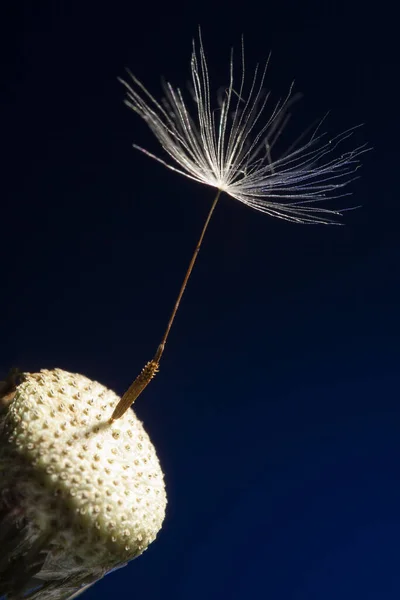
[0,369,167,600]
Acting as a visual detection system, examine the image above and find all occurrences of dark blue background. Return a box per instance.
[2,1,399,598]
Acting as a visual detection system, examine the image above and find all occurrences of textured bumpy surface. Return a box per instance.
[0,368,167,599]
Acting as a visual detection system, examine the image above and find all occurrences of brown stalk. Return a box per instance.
[110,189,221,421]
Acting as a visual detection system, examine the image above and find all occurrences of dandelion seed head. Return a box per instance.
[0,369,166,598]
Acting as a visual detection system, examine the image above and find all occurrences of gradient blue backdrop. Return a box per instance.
[2,1,399,598]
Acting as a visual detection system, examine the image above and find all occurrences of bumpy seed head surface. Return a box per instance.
[0,368,167,585]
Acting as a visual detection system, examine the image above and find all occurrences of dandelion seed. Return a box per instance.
[111,31,368,420]
[0,33,368,599]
